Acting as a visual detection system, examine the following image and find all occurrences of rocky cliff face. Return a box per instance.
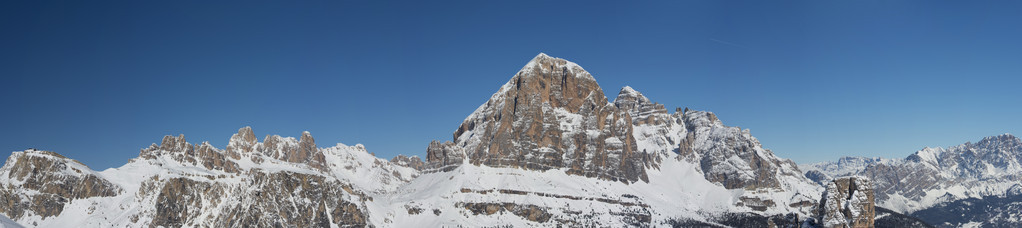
[139,135,242,173]
[0,150,121,221]
[817,177,876,228]
[435,53,649,183]
[424,140,465,172]
[222,127,328,172]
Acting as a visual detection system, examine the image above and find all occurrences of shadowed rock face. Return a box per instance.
[144,172,370,228]
[432,53,649,183]
[0,150,121,220]
[425,140,465,172]
[818,177,876,228]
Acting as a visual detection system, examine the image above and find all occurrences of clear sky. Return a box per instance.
[2,1,1021,170]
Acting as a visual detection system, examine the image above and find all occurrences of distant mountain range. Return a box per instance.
[4,53,1012,227]
[804,134,1022,227]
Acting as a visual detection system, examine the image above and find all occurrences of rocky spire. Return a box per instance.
[226,126,258,160]
[292,131,327,171]
[817,177,876,228]
[159,134,189,153]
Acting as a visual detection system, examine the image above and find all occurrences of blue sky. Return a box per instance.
[2,1,1021,170]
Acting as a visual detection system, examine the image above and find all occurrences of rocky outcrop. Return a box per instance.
[817,177,875,228]
[0,150,121,220]
[439,53,650,183]
[425,140,465,172]
[458,202,553,223]
[139,135,242,173]
[292,132,325,168]
[390,155,425,171]
[166,127,331,172]
[613,86,675,168]
[224,126,258,160]
[259,132,328,172]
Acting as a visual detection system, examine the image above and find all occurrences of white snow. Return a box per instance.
[365,152,741,227]
[0,214,23,228]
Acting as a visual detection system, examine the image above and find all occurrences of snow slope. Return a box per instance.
[0,214,23,228]
[369,152,742,227]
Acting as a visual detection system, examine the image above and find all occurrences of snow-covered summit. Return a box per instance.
[519,53,593,81]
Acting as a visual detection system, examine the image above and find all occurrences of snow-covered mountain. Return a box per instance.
[803,134,1022,227]
[0,53,888,227]
[412,53,822,226]
[0,128,417,227]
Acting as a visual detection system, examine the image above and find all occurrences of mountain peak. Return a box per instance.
[159,134,188,152]
[978,133,1019,143]
[615,86,650,103]
[517,53,594,82]
[614,86,667,125]
[448,54,647,183]
[237,126,256,142]
[620,85,638,94]
[226,126,258,159]
[533,52,550,60]
[972,133,1021,156]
